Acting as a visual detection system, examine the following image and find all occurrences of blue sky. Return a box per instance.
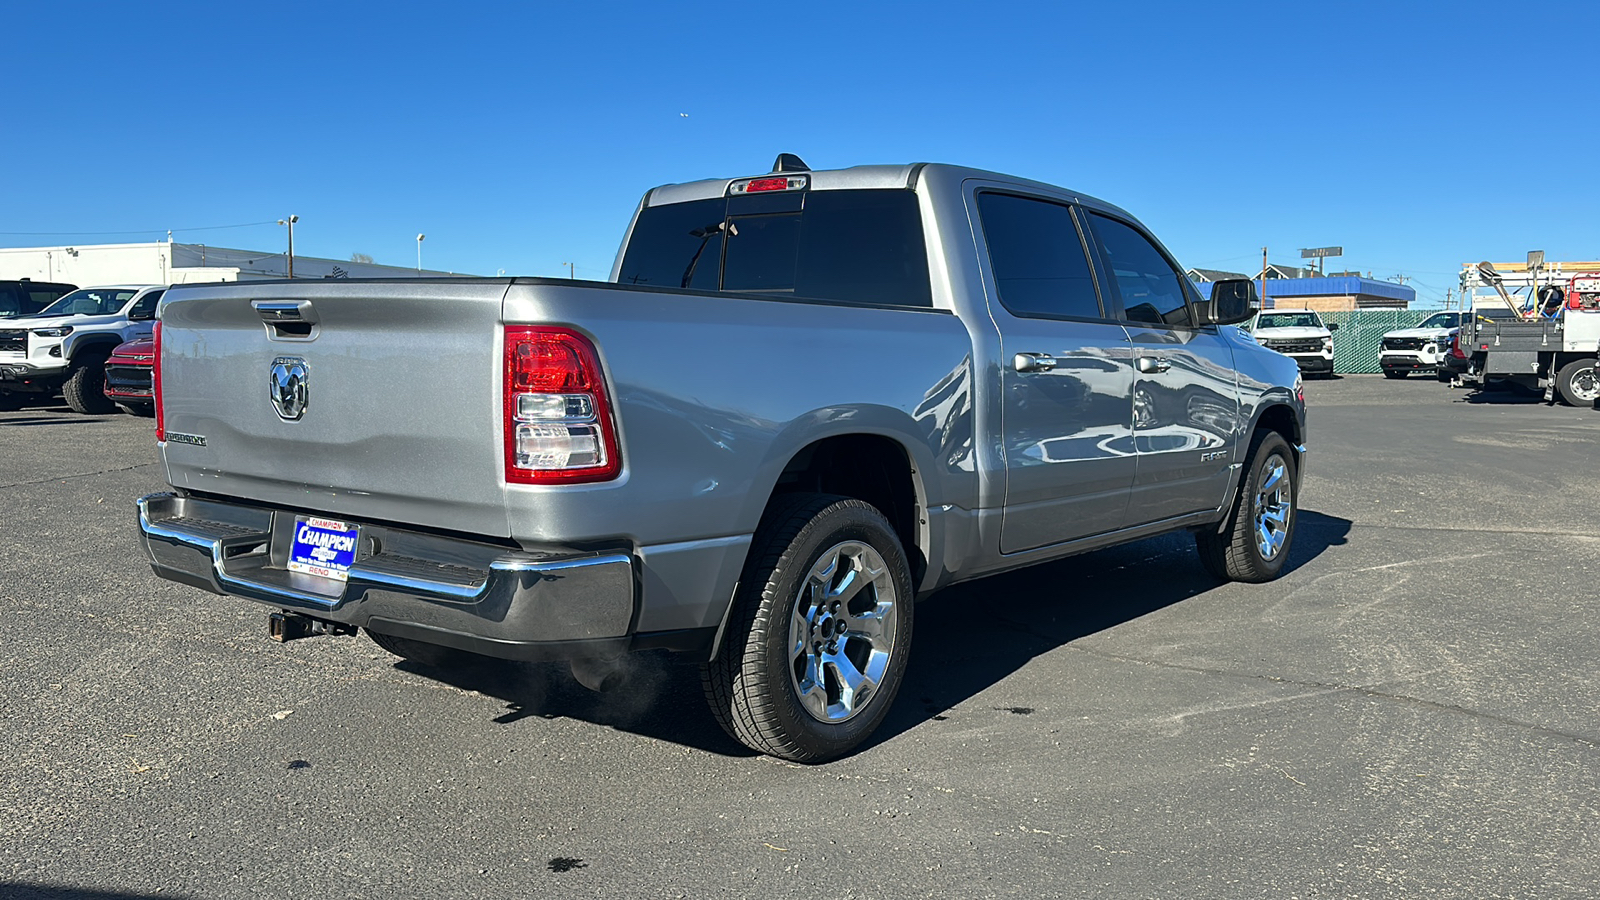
[6,0,1597,305]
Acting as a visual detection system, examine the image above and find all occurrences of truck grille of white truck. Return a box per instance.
[1268,339,1323,354]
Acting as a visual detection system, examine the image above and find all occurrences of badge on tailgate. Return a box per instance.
[288,516,359,581]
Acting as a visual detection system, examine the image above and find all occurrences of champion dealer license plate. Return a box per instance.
[288,516,359,582]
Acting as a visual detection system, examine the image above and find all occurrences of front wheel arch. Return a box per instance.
[1197,429,1299,583]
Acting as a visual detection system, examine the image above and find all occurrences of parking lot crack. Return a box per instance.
[1,462,158,489]
[1064,643,1600,752]
[1344,522,1600,540]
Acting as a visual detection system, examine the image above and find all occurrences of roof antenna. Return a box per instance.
[771,153,810,173]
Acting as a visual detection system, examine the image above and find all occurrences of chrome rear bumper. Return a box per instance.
[136,492,638,660]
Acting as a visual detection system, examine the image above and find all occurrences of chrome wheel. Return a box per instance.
[1253,454,1292,561]
[787,540,899,724]
[1571,368,1599,403]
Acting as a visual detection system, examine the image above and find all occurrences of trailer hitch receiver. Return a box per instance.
[268,611,356,643]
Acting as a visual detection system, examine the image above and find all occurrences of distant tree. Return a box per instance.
[350,252,373,264]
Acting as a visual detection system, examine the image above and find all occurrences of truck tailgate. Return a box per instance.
[159,279,514,537]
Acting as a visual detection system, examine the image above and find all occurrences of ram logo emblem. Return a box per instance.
[270,357,310,421]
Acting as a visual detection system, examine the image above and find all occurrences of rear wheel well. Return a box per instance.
[768,435,924,586]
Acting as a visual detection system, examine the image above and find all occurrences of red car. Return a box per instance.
[103,336,155,416]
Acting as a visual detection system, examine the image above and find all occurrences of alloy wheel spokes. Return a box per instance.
[1254,456,1292,561]
[820,646,880,715]
[787,540,899,723]
[794,653,829,719]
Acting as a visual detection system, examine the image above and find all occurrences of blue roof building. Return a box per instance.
[1257,276,1414,310]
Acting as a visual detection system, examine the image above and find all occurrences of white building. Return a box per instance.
[0,240,459,286]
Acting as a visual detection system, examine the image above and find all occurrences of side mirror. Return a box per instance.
[1200,279,1257,326]
[1327,322,1340,331]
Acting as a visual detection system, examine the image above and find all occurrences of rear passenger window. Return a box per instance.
[1085,212,1192,327]
[976,193,1103,320]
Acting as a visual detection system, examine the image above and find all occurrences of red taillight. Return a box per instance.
[503,326,620,485]
[153,322,164,442]
[744,177,790,193]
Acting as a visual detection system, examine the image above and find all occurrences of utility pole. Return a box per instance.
[564,262,575,279]
[278,215,299,278]
[416,234,426,272]
[1260,246,1268,309]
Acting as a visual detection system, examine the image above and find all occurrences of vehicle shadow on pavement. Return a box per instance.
[1456,385,1546,404]
[396,510,1352,760]
[867,508,1354,751]
[0,416,114,426]
[397,651,757,758]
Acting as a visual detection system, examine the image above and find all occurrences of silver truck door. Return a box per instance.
[972,190,1137,554]
[1081,211,1239,524]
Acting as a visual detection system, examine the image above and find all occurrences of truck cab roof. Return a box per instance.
[643,161,1137,221]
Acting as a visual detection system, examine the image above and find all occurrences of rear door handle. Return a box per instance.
[1013,352,1058,373]
[1137,356,1171,374]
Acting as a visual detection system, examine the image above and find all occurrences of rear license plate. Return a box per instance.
[288,516,359,582]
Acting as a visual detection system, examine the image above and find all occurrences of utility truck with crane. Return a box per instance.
[1456,257,1600,407]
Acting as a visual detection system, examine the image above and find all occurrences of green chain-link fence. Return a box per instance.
[1321,309,1439,374]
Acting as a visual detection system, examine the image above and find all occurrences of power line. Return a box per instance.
[0,220,279,237]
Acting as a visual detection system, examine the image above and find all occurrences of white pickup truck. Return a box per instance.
[0,284,164,412]
[1379,310,1468,381]
[136,157,1306,761]
[1247,309,1337,377]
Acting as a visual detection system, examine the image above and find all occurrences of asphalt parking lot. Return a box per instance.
[4,377,1599,899]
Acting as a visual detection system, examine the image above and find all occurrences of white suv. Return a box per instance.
[0,284,164,413]
[1248,309,1337,378]
[1379,311,1467,381]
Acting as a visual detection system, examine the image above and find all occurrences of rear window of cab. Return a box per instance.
[617,189,932,309]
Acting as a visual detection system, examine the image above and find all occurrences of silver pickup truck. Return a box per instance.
[137,156,1305,761]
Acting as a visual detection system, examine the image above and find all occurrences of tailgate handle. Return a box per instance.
[252,300,319,340]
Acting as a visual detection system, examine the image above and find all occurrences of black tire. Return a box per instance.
[1196,430,1298,583]
[702,494,914,763]
[1554,358,1599,407]
[63,356,115,414]
[1435,368,1451,383]
[1383,370,1406,379]
[367,628,480,669]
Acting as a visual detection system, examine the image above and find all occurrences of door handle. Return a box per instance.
[1137,356,1171,374]
[1013,352,1058,373]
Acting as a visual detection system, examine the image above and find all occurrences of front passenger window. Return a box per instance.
[1086,212,1191,327]
[128,290,163,320]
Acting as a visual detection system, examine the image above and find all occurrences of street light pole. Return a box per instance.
[417,234,425,272]
[278,215,299,278]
